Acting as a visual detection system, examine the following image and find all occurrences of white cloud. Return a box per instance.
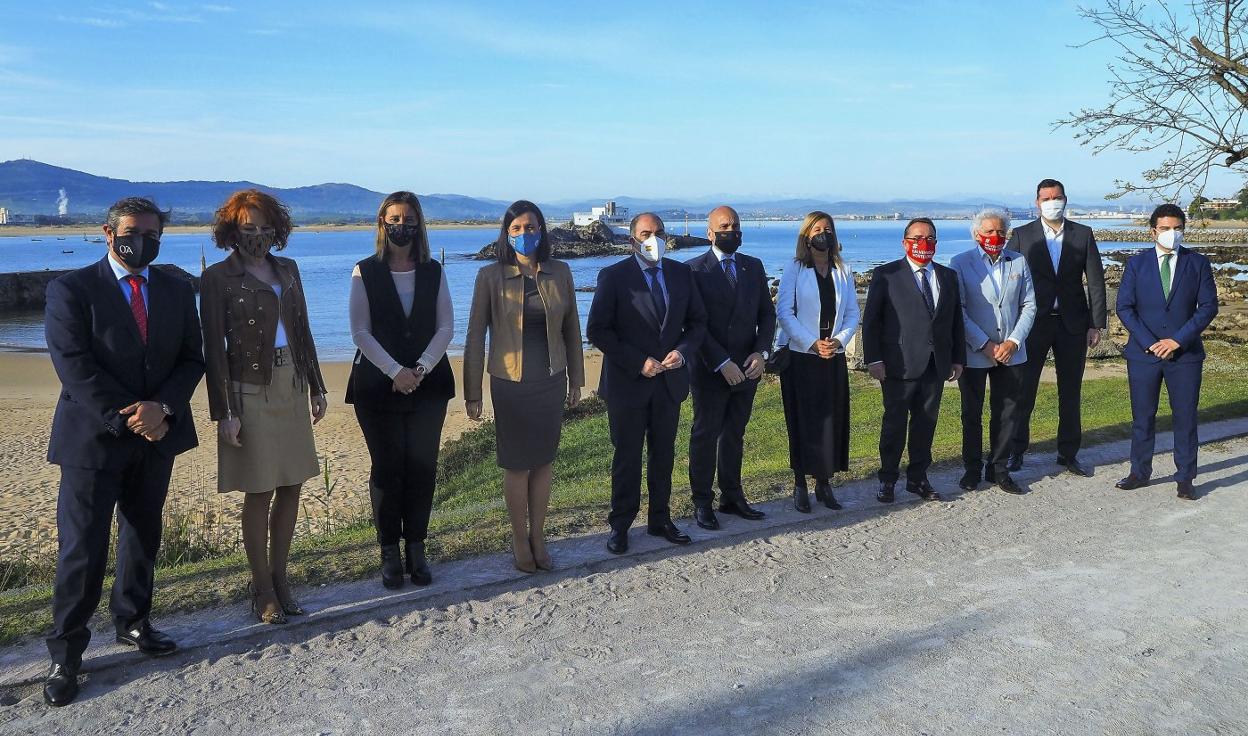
[202,3,235,11]
[57,14,127,28]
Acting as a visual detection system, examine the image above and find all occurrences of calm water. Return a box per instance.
[0,218,1138,359]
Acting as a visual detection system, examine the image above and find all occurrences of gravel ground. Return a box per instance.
[1,431,1246,735]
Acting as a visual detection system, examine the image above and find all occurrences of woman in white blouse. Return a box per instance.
[346,191,455,589]
[776,211,860,513]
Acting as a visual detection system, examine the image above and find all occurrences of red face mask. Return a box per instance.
[977,233,1005,256]
[904,236,936,266]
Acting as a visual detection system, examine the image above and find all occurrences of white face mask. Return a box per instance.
[638,234,666,263]
[1157,229,1183,251]
[1039,199,1066,222]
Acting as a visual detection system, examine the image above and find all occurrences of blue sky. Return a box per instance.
[0,0,1240,203]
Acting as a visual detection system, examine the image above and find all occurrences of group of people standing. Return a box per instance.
[38,178,1218,706]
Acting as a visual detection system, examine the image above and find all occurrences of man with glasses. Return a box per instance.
[1006,178,1107,477]
[862,218,965,502]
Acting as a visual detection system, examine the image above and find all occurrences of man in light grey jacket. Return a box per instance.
[951,207,1037,494]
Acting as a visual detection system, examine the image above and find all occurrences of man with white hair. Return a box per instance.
[951,208,1036,494]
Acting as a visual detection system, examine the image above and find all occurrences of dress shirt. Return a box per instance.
[1156,244,1179,293]
[1043,220,1063,309]
[982,250,1005,298]
[107,252,149,311]
[906,256,940,308]
[633,253,683,366]
[709,245,739,372]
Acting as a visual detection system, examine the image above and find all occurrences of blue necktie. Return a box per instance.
[723,257,737,289]
[646,267,667,324]
[919,267,935,315]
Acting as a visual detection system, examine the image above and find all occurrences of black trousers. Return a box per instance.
[47,446,174,668]
[1014,313,1087,459]
[607,391,681,532]
[688,379,757,508]
[355,399,448,546]
[958,363,1022,475]
[878,358,943,484]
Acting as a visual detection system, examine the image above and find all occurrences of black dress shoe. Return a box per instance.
[380,544,404,590]
[694,506,720,530]
[958,469,980,491]
[1058,456,1093,477]
[814,481,842,510]
[877,482,895,503]
[43,663,79,707]
[115,621,177,657]
[606,530,629,555]
[719,499,765,520]
[1115,473,1149,490]
[1006,453,1024,472]
[996,473,1025,495]
[1177,480,1197,500]
[905,479,944,502]
[647,521,692,545]
[984,465,997,483]
[793,485,812,513]
[405,541,432,586]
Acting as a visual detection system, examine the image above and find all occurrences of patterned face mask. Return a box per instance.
[237,231,275,258]
[385,222,421,248]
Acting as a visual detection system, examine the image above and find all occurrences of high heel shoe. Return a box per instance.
[272,577,305,616]
[793,484,812,513]
[815,480,842,510]
[248,583,287,625]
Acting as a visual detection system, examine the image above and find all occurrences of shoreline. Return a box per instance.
[0,222,499,238]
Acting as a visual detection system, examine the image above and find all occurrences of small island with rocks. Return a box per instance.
[472,221,710,260]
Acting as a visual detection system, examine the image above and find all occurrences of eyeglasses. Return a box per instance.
[904,236,937,245]
[239,225,276,235]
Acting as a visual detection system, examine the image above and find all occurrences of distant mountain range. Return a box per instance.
[0,159,1149,224]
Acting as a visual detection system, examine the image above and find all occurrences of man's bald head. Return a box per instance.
[630,212,665,240]
[706,206,740,235]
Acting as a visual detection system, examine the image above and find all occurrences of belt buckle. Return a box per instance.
[274,348,289,367]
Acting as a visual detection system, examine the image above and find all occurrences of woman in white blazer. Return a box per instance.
[776,211,860,512]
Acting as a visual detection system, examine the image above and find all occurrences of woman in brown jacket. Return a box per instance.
[464,200,584,572]
[201,189,327,624]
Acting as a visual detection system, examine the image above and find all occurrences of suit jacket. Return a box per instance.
[775,259,859,355]
[861,258,966,380]
[686,249,775,389]
[45,257,205,469]
[586,256,707,408]
[1007,218,1106,333]
[949,248,1037,368]
[1116,246,1218,364]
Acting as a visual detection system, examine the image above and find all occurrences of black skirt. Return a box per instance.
[780,351,850,478]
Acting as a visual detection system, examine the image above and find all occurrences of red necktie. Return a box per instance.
[125,274,148,344]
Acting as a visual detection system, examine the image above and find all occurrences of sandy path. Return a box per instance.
[0,431,1244,734]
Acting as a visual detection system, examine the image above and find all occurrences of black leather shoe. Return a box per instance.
[814,481,842,510]
[694,506,719,530]
[958,469,980,491]
[905,479,944,502]
[793,484,812,513]
[1115,473,1149,490]
[405,540,432,586]
[43,663,79,707]
[984,465,997,483]
[877,482,895,503]
[647,521,691,545]
[606,530,628,555]
[996,473,1025,495]
[380,544,404,590]
[1058,456,1093,477]
[1177,480,1197,500]
[1006,453,1024,472]
[115,620,177,657]
[719,499,765,520]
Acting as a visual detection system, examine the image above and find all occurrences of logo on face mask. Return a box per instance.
[977,233,1005,257]
[508,232,540,257]
[712,230,742,254]
[111,233,160,268]
[904,236,936,266]
[637,234,667,263]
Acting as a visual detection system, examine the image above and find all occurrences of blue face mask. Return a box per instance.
[509,231,540,257]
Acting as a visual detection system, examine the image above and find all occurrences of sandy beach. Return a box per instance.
[0,351,602,559]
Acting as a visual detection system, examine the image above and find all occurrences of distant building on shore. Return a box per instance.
[1203,198,1240,212]
[572,200,629,228]
[0,207,7,225]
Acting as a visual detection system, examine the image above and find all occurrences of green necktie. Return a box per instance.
[1160,253,1172,300]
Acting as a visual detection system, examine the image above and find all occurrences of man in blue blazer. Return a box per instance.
[685,205,775,530]
[42,198,205,706]
[587,212,707,554]
[950,208,1036,495]
[1114,203,1218,499]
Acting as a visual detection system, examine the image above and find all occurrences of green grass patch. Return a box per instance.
[3,343,1248,645]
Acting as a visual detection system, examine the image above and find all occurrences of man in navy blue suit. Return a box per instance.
[41,197,205,706]
[586,212,707,554]
[1114,203,1218,500]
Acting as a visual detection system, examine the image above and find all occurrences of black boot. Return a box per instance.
[793,476,811,513]
[406,540,432,586]
[815,479,841,510]
[380,544,404,590]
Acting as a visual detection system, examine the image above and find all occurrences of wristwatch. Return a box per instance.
[160,402,174,417]
[761,350,771,361]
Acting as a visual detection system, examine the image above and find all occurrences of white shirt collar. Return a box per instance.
[906,256,932,273]
[1155,244,1179,259]
[711,244,735,262]
[981,249,1004,267]
[1042,220,1065,239]
[107,251,150,283]
[634,253,662,272]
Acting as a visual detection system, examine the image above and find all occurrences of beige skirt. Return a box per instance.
[217,357,320,493]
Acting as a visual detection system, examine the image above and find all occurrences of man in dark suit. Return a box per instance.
[1114,203,1218,499]
[862,217,966,502]
[586,212,707,554]
[42,197,205,707]
[685,205,776,530]
[1007,178,1107,477]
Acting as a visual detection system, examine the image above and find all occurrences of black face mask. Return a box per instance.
[809,232,835,252]
[713,230,742,254]
[111,233,161,268]
[236,232,275,259]
[385,222,421,248]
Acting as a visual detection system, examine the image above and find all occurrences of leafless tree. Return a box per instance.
[1058,0,1247,199]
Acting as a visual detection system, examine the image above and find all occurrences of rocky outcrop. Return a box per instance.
[1095,229,1248,244]
[0,264,199,312]
[473,222,704,260]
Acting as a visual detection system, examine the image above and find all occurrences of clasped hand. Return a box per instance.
[813,338,840,360]
[392,366,425,394]
[981,340,1018,365]
[120,400,168,442]
[641,351,683,378]
[1149,338,1181,360]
